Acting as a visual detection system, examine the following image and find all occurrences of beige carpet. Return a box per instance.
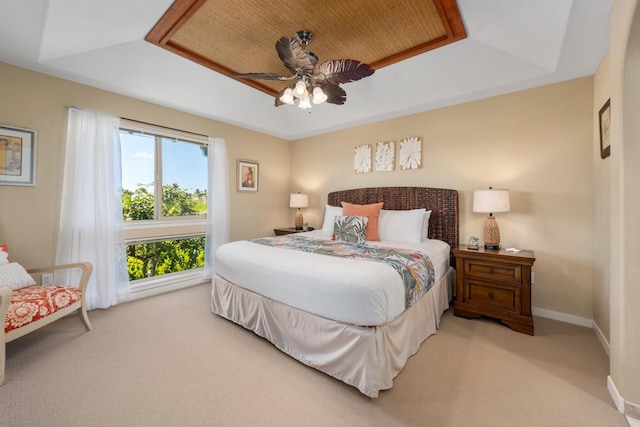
[0,283,627,427]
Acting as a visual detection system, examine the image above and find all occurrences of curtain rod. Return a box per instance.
[120,117,209,139]
[68,107,211,139]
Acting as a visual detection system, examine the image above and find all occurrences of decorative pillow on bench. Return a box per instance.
[0,262,36,290]
[0,244,8,265]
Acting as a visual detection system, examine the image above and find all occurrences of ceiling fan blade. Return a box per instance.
[313,60,374,85]
[231,72,292,81]
[320,84,347,105]
[276,36,315,75]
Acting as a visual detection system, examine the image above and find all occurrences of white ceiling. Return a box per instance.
[0,0,613,140]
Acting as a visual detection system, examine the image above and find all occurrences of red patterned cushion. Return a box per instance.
[4,286,82,333]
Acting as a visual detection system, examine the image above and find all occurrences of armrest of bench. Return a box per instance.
[27,262,93,293]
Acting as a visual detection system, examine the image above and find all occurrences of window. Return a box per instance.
[126,236,205,280]
[119,122,208,285]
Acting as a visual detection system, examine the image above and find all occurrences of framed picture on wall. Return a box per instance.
[237,159,259,192]
[599,98,611,159]
[0,124,37,186]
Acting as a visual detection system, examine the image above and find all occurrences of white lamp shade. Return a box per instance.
[473,189,510,213]
[293,80,308,98]
[279,88,294,105]
[312,86,327,104]
[289,193,309,208]
[298,95,312,109]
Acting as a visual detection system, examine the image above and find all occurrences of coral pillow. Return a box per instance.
[341,202,384,241]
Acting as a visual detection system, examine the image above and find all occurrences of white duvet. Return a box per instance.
[214,230,451,326]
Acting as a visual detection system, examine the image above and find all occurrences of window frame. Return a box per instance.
[119,124,208,224]
[119,120,209,287]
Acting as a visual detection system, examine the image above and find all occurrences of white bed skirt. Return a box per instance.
[210,267,456,398]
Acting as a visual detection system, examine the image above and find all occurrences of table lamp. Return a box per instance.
[289,193,309,230]
[473,187,510,250]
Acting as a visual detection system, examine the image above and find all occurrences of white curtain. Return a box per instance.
[204,136,230,279]
[55,107,130,309]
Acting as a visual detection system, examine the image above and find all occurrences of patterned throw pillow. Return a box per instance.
[333,215,368,244]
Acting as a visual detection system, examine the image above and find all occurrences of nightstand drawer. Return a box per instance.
[463,259,521,284]
[465,279,521,313]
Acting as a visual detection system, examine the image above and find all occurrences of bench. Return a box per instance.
[0,262,93,385]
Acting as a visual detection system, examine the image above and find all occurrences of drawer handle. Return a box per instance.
[488,267,494,274]
[488,292,494,298]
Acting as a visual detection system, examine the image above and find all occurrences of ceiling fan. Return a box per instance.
[232,30,375,109]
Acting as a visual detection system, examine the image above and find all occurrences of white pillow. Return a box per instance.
[322,204,344,234]
[422,210,433,241]
[0,244,8,265]
[0,262,36,290]
[378,209,426,243]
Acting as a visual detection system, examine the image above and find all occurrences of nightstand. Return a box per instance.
[453,245,536,335]
[273,227,305,236]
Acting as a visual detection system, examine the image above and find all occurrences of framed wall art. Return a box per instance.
[375,141,395,172]
[0,124,37,186]
[398,136,422,170]
[237,159,259,192]
[599,98,611,159]
[354,144,372,174]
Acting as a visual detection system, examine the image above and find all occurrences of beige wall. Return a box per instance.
[609,0,640,411]
[0,61,601,322]
[291,77,595,319]
[593,50,612,345]
[0,62,290,269]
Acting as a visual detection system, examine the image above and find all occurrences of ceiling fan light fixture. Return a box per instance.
[298,95,312,109]
[232,31,374,109]
[280,87,295,104]
[293,80,308,98]
[312,86,327,104]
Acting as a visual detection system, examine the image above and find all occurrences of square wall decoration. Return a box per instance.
[399,137,422,170]
[375,141,395,172]
[237,159,259,192]
[0,124,37,186]
[354,144,371,174]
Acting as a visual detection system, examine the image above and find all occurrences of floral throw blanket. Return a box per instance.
[250,235,435,309]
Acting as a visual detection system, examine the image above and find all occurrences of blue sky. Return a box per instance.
[120,132,207,192]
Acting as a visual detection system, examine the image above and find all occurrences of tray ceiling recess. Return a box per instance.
[146,0,467,97]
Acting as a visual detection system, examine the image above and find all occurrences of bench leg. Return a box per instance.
[78,305,92,331]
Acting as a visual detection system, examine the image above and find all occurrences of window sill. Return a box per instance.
[118,269,208,304]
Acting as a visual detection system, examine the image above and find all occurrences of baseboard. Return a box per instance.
[531,306,593,328]
[592,320,611,356]
[626,400,640,423]
[531,307,613,356]
[626,415,640,427]
[608,375,625,413]
[609,376,640,424]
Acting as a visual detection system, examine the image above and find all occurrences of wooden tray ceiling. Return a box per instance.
[146,0,466,96]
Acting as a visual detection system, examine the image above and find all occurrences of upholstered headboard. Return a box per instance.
[327,186,459,250]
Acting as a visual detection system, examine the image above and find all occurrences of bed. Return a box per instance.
[211,186,459,397]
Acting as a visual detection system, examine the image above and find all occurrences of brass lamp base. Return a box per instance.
[295,210,304,230]
[483,215,501,250]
